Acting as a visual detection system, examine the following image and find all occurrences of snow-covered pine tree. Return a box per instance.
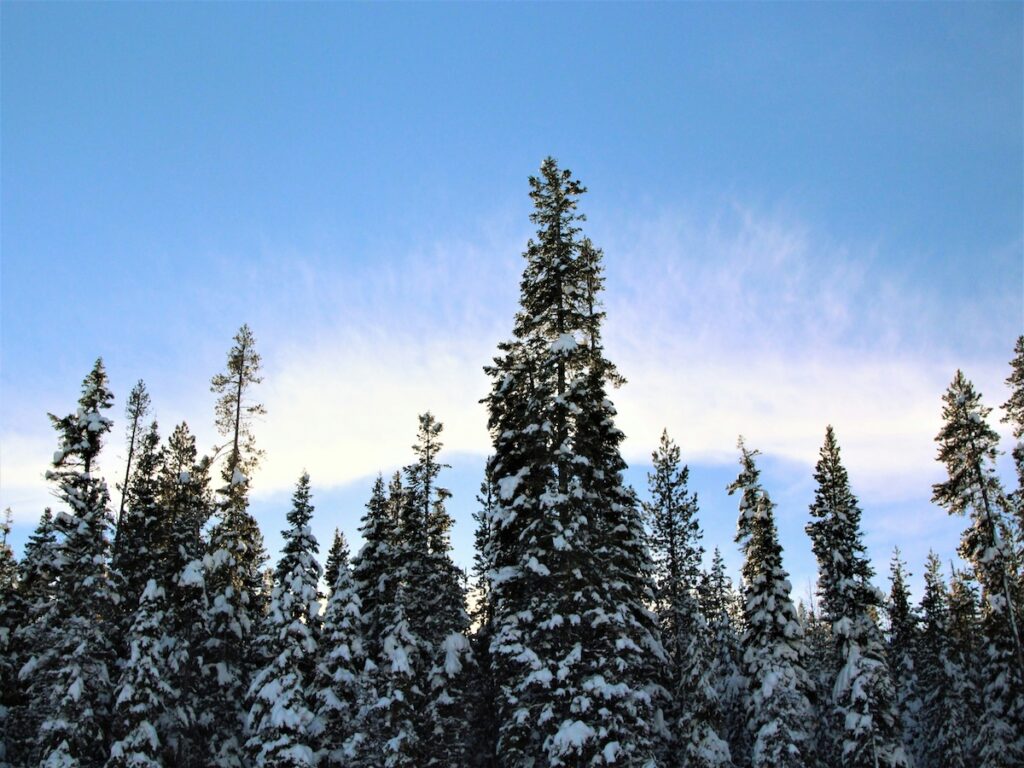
[805,426,907,768]
[466,473,500,768]
[0,509,19,767]
[405,414,474,767]
[727,440,816,768]
[159,422,214,767]
[372,414,474,767]
[482,157,663,767]
[313,529,364,766]
[643,429,730,767]
[794,597,832,765]
[246,472,323,767]
[202,325,270,767]
[916,553,972,768]
[107,579,177,767]
[349,473,400,765]
[697,548,745,765]
[932,370,1024,765]
[945,568,982,761]
[7,508,60,765]
[32,358,119,766]
[115,380,151,539]
[111,421,164,644]
[885,549,921,764]
[378,586,424,767]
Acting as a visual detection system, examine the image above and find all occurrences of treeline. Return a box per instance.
[1,158,1023,768]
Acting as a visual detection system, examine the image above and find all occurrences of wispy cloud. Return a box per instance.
[3,201,1017,571]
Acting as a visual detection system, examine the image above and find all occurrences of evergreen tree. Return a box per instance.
[324,528,346,598]
[407,415,474,767]
[115,380,152,540]
[805,426,907,767]
[1002,336,1024,521]
[697,549,745,764]
[643,429,730,767]
[482,157,663,767]
[946,569,982,761]
[372,414,473,766]
[111,421,165,641]
[246,473,323,767]
[349,473,400,765]
[932,370,1024,765]
[7,508,60,765]
[313,530,364,766]
[885,549,921,764]
[159,422,214,767]
[202,325,270,767]
[727,440,815,768]
[107,580,176,768]
[33,359,119,766]
[916,554,973,768]
[466,473,500,768]
[0,508,18,767]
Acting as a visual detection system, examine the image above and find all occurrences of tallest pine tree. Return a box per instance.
[482,158,663,767]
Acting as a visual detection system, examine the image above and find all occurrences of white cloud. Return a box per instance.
[3,201,1017,566]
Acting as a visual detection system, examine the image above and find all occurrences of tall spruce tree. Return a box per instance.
[349,473,400,766]
[107,580,177,768]
[697,548,745,764]
[643,430,730,767]
[482,157,663,767]
[805,426,907,767]
[32,359,119,766]
[467,472,500,768]
[159,422,214,767]
[313,530,364,766]
[727,440,816,768]
[371,415,473,767]
[111,421,164,642]
[202,325,270,767]
[0,509,18,767]
[932,370,1024,765]
[246,473,323,767]
[916,553,973,768]
[945,569,982,762]
[885,549,921,764]
[8,508,60,764]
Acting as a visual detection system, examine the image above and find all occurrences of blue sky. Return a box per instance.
[2,3,1021,600]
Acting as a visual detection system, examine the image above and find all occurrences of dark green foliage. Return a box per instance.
[324,528,346,598]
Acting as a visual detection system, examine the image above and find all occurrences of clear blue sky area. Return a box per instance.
[3,3,1021,600]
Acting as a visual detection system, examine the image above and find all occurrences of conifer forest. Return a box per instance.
[2,159,1024,768]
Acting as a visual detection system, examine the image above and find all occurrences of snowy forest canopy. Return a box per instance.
[1,158,1023,768]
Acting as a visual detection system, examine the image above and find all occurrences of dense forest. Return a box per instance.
[1,159,1022,768]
